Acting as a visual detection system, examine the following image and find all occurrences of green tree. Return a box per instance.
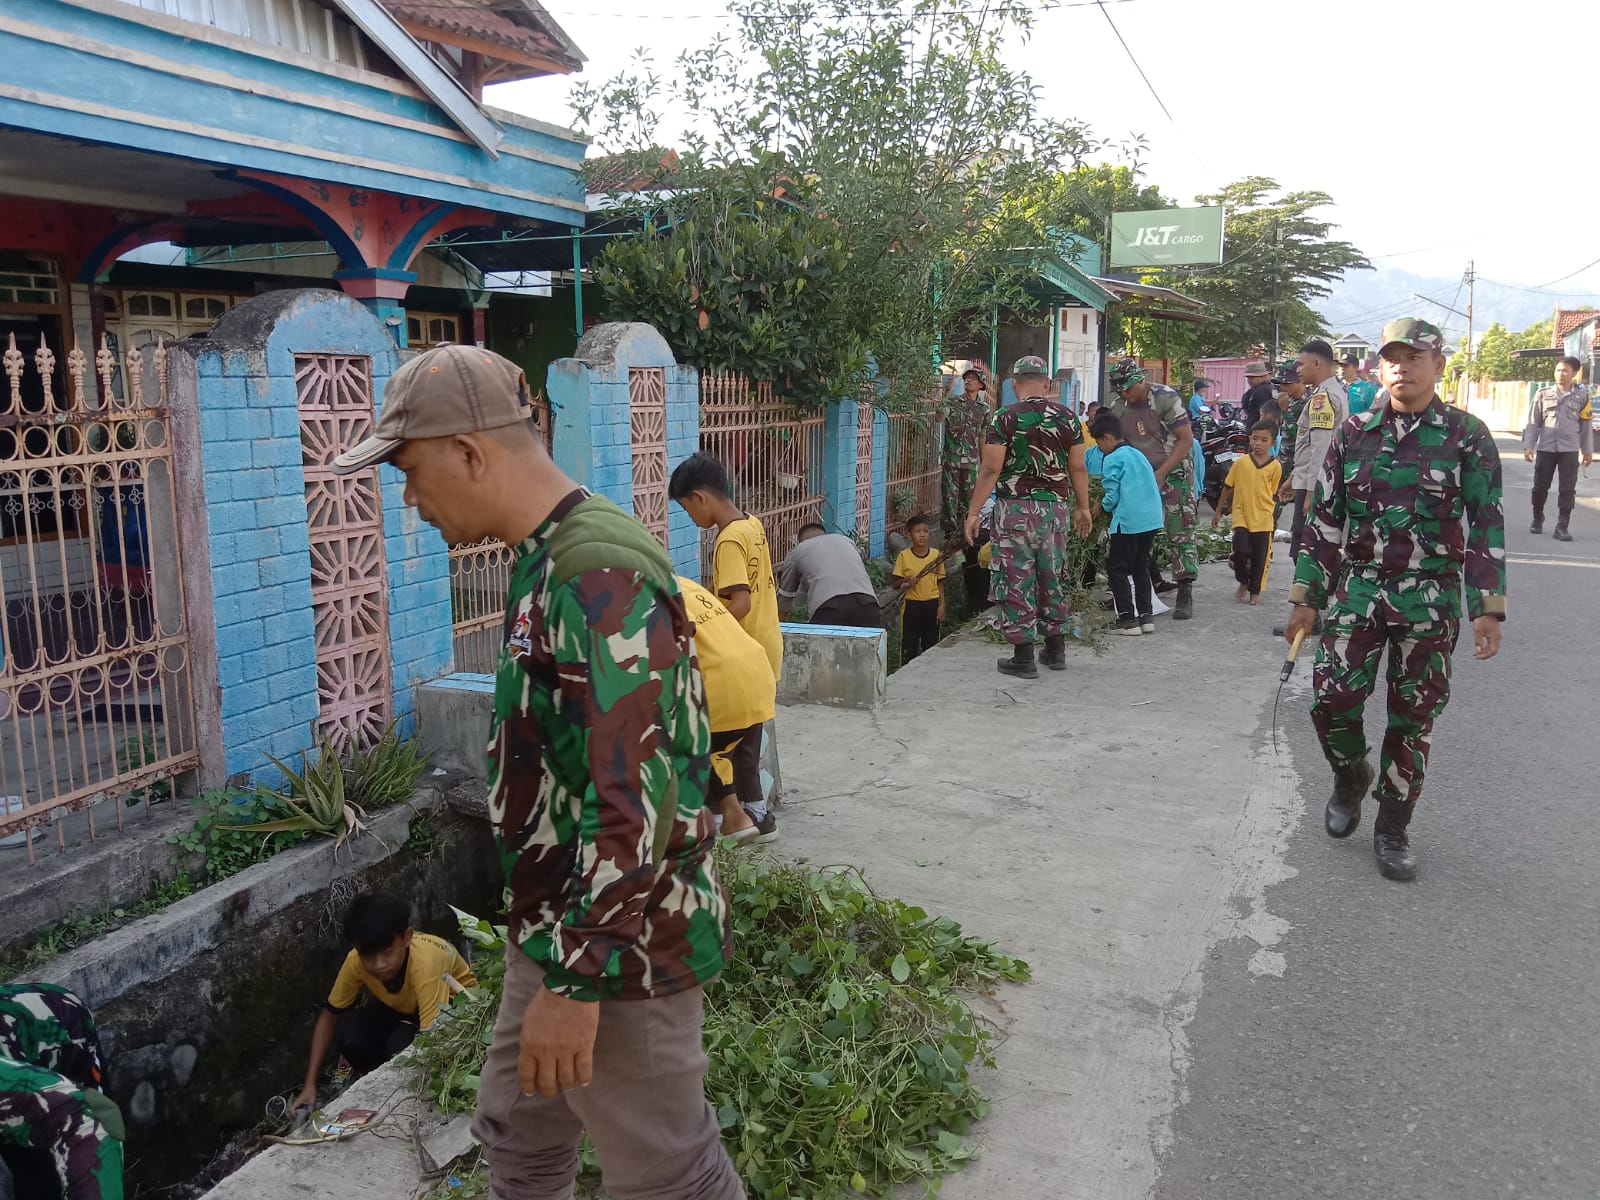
[572,0,1102,405]
[1000,160,1168,270]
[1162,178,1372,358]
[1468,317,1561,382]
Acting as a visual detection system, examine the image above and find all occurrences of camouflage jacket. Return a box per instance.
[1276,390,1308,480]
[489,491,730,1002]
[1290,399,1507,621]
[944,393,991,467]
[987,396,1085,501]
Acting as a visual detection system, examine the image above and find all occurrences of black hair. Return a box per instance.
[905,514,930,531]
[1250,420,1278,435]
[1089,411,1123,440]
[798,521,826,537]
[344,891,411,954]
[1299,339,1335,364]
[1560,355,1583,372]
[1259,400,1282,421]
[667,451,731,501]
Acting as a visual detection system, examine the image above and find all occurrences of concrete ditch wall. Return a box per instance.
[32,784,501,1196]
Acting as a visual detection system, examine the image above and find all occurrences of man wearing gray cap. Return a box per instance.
[332,344,743,1199]
[1240,360,1275,427]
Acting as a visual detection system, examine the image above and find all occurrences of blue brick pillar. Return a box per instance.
[870,406,889,557]
[821,397,859,537]
[664,363,701,577]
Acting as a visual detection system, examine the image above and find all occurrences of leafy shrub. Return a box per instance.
[171,789,306,881]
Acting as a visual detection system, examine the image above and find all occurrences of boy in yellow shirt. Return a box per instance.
[890,514,945,662]
[678,577,779,843]
[668,452,784,681]
[294,892,475,1114]
[1211,421,1282,605]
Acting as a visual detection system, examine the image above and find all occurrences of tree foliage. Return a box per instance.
[1469,319,1559,382]
[573,0,1102,406]
[1161,177,1372,358]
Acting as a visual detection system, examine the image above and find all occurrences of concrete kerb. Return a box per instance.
[33,788,446,1010]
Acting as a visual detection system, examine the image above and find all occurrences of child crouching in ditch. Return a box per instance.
[294,892,475,1114]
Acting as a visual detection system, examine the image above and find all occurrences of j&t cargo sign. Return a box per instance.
[1109,206,1225,268]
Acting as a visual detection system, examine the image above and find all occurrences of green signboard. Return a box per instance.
[1109,206,1225,268]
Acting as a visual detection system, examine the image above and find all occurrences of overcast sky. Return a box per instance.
[494,0,1600,302]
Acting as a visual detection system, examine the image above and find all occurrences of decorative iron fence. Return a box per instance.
[698,373,826,576]
[447,388,554,674]
[0,334,200,860]
[883,391,943,536]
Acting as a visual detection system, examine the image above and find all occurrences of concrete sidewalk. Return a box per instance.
[774,559,1305,1200]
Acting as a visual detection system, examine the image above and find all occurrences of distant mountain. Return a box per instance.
[1317,265,1569,347]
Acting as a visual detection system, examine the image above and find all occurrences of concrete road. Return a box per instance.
[1154,439,1600,1198]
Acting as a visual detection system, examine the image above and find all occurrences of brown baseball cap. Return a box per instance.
[331,344,533,475]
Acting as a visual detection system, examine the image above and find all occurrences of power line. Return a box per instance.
[1532,255,1600,290]
[1093,0,1174,125]
[1478,271,1600,297]
[413,0,1138,18]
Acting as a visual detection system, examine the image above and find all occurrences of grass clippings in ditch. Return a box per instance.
[415,852,1028,1199]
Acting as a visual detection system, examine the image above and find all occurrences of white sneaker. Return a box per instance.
[1140,622,1156,634]
[1272,529,1291,542]
[1119,625,1143,637]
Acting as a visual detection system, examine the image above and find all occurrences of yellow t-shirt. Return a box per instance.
[712,515,783,681]
[326,932,477,1029]
[893,547,945,602]
[1224,454,1283,534]
[677,577,777,733]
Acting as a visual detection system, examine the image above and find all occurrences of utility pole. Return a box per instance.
[1464,260,1476,375]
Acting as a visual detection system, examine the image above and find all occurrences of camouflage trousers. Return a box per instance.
[1311,573,1460,818]
[942,460,979,543]
[988,499,1071,643]
[0,983,123,1200]
[1161,462,1198,582]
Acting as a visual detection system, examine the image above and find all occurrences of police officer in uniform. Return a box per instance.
[1284,318,1506,881]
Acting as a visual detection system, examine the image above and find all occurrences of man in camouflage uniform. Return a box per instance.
[965,355,1092,678]
[1106,360,1199,619]
[331,345,741,1199]
[943,366,994,602]
[0,982,124,1199]
[1285,318,1506,882]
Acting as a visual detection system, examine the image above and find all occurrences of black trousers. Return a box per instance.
[900,598,941,661]
[1532,450,1579,523]
[337,1001,418,1075]
[1107,531,1157,622]
[811,593,883,628]
[1289,488,1310,558]
[710,724,764,811]
[1231,528,1272,593]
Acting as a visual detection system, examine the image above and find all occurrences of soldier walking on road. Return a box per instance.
[943,367,995,602]
[1284,318,1507,882]
[1106,359,1200,619]
[1522,355,1591,541]
[965,355,1093,678]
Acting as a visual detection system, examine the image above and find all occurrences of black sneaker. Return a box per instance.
[1152,577,1179,595]
[1554,525,1573,542]
[1374,826,1417,881]
[750,810,779,843]
[1530,518,1543,535]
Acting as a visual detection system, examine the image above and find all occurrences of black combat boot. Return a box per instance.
[1554,512,1573,542]
[1040,633,1067,671]
[1325,759,1373,839]
[1530,514,1544,535]
[1373,801,1418,881]
[997,642,1038,679]
[1173,581,1194,621]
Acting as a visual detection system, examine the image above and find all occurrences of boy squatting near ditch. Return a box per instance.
[1212,422,1283,605]
[669,451,783,840]
[676,576,779,845]
[890,514,946,663]
[295,891,475,1114]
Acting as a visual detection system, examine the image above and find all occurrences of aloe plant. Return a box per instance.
[345,721,427,811]
[242,733,370,847]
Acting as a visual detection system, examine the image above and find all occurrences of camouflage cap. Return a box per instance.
[1107,358,1147,391]
[1275,362,1301,384]
[1379,317,1444,355]
[1012,354,1049,377]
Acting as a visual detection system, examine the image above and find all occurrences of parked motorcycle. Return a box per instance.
[1194,411,1250,509]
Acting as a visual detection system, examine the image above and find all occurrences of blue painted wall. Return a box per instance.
[195,290,450,780]
[821,397,861,536]
[7,1,585,227]
[870,406,889,557]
